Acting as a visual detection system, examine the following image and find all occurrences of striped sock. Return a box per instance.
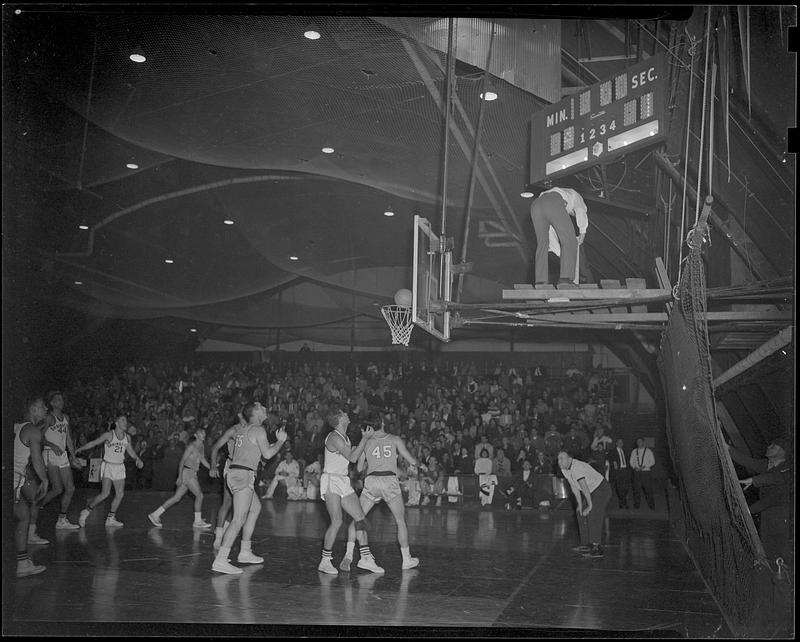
[321,548,333,560]
[359,545,372,559]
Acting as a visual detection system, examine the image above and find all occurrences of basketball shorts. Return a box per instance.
[362,474,402,504]
[100,461,126,481]
[226,468,255,494]
[180,467,198,485]
[320,472,355,500]
[44,448,70,469]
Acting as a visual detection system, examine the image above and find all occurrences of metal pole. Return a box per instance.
[440,18,456,239]
[456,21,496,303]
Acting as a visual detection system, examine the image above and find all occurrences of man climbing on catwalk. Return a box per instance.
[530,186,592,288]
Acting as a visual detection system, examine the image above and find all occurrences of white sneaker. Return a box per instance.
[317,558,338,575]
[339,556,352,572]
[55,517,80,530]
[212,559,243,575]
[193,520,212,529]
[357,556,385,574]
[27,532,50,546]
[402,557,420,570]
[148,512,162,527]
[237,550,264,564]
[78,509,90,528]
[16,558,46,578]
[105,516,124,527]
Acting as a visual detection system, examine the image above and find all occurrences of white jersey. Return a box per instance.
[323,429,351,476]
[103,431,129,464]
[44,413,68,451]
[14,422,32,476]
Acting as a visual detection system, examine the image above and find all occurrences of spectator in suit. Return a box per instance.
[607,438,631,509]
[454,446,474,475]
[630,437,656,510]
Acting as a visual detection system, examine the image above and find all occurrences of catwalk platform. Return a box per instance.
[5,488,731,637]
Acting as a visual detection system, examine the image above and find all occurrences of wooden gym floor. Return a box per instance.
[5,488,731,637]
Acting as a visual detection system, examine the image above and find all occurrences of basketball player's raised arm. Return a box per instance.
[356,448,368,473]
[75,431,111,454]
[395,437,422,469]
[332,426,374,463]
[256,426,287,461]
[210,426,237,473]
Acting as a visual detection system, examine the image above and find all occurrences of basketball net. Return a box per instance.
[381,304,413,346]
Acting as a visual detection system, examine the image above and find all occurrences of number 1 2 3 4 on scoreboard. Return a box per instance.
[530,54,667,185]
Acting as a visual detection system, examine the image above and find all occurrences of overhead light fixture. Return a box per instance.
[289,255,299,261]
[321,146,335,154]
[78,224,89,230]
[520,189,534,199]
[74,281,83,285]
[190,328,197,333]
[223,219,234,225]
[164,259,174,264]
[126,162,139,169]
[129,47,146,63]
[480,80,498,101]
[383,206,395,217]
[304,23,322,40]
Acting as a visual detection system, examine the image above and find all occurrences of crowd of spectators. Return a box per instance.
[61,358,617,504]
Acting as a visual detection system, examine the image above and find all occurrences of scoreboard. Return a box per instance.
[530,54,667,185]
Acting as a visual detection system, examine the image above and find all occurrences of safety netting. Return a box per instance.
[656,217,779,635]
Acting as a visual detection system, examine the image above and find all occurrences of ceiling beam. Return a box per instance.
[713,326,793,389]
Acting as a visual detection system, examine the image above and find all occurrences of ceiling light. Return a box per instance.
[164,259,174,264]
[383,207,395,217]
[223,219,234,225]
[520,190,534,198]
[74,281,83,285]
[304,23,322,40]
[78,224,89,230]
[129,48,146,63]
[289,255,299,261]
[321,146,335,154]
[126,162,139,169]
[480,81,498,101]
[190,328,197,333]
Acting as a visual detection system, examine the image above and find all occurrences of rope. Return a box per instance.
[694,9,713,226]
[677,33,698,285]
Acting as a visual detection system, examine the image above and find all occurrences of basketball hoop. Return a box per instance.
[381,304,414,346]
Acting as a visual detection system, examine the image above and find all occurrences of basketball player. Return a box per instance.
[317,408,383,575]
[14,397,50,577]
[148,428,213,528]
[38,391,80,530]
[208,412,244,549]
[212,402,287,575]
[340,410,423,572]
[76,415,143,528]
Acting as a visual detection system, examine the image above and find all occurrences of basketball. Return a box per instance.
[394,288,413,307]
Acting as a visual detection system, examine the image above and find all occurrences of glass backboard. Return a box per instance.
[412,215,451,342]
